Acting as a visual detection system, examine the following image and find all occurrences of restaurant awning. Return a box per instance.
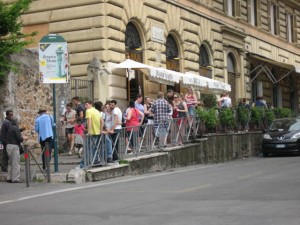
[111,59,231,94]
[182,72,231,94]
[247,53,300,84]
[113,59,181,85]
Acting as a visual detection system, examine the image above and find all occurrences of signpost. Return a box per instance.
[39,34,69,173]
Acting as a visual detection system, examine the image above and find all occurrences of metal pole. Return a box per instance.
[24,145,30,188]
[53,83,59,172]
[45,142,51,183]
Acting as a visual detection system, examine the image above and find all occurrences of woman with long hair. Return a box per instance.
[173,93,188,145]
[184,86,198,116]
[64,103,76,155]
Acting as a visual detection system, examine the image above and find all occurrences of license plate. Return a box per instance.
[276,144,285,148]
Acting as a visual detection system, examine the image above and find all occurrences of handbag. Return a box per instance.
[143,116,148,124]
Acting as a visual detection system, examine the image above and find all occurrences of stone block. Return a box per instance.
[67,168,86,184]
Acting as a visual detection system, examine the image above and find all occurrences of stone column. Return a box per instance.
[238,50,246,98]
[87,57,109,103]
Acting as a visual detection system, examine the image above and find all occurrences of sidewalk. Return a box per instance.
[0,132,262,185]
[0,153,81,183]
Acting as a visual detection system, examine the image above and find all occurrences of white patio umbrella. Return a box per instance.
[113,59,180,85]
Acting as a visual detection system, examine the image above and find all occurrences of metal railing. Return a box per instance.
[24,143,51,187]
[81,116,199,169]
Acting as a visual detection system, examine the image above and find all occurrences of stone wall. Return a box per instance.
[87,132,263,182]
[0,49,70,150]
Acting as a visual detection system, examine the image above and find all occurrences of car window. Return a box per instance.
[270,119,297,131]
[288,122,300,131]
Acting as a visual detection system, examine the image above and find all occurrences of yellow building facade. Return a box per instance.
[11,0,300,108]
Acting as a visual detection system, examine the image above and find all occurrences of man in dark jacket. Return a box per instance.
[6,115,27,183]
[0,110,13,173]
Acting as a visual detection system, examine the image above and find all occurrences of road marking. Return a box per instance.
[0,164,223,205]
[238,172,261,179]
[177,184,211,193]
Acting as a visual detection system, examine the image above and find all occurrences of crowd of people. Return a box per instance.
[0,88,273,179]
[217,92,268,109]
[58,87,200,167]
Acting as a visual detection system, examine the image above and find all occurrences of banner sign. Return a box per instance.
[39,34,69,83]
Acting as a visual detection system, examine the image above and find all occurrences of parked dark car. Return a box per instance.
[262,118,300,157]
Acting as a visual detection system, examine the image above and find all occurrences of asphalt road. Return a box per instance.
[0,155,299,225]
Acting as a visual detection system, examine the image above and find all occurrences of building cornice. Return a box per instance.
[284,0,300,11]
[163,0,300,56]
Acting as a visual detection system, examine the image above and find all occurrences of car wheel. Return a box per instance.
[263,152,269,157]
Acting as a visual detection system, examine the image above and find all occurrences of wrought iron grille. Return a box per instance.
[71,78,94,101]
[166,35,179,59]
[125,22,142,49]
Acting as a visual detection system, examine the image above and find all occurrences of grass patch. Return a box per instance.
[118,160,129,164]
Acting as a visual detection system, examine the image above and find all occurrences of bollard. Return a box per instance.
[24,145,30,188]
[45,142,51,183]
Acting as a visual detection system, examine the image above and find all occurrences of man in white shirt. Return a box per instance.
[218,92,232,108]
[109,100,123,161]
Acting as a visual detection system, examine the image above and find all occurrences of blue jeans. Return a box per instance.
[188,106,195,116]
[100,135,112,159]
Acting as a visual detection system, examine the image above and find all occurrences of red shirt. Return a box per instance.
[74,124,85,136]
[125,108,140,131]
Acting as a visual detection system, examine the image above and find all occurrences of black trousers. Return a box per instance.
[40,137,53,170]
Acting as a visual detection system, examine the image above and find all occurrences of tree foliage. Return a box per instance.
[0,0,36,77]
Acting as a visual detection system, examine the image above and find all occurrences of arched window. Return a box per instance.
[166,34,180,92]
[199,45,210,67]
[166,35,179,60]
[125,22,142,50]
[125,22,143,100]
[199,44,212,78]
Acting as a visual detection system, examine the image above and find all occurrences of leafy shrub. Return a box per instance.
[251,107,264,125]
[219,108,235,129]
[264,108,275,124]
[197,108,219,132]
[236,106,250,125]
[274,108,292,118]
[202,94,217,108]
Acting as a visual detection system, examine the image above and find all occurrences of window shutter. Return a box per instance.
[224,0,228,14]
[247,0,252,23]
[235,0,241,18]
[256,0,262,27]
[293,14,298,42]
[275,4,280,35]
